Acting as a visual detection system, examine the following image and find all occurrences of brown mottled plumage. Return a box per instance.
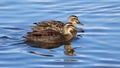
[30,20,65,33]
[24,15,83,43]
[24,29,68,43]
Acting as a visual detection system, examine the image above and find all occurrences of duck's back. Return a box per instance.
[31,20,65,33]
[24,29,67,43]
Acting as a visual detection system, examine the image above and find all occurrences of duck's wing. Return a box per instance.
[32,20,65,32]
[34,20,64,26]
[24,29,66,43]
[29,21,51,32]
[29,26,50,32]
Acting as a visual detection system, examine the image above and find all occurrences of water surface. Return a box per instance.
[0,0,120,68]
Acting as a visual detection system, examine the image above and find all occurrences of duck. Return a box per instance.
[29,15,83,33]
[23,15,83,43]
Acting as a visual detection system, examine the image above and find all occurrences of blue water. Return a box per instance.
[0,0,120,68]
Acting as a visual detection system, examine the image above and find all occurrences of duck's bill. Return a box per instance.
[77,21,84,25]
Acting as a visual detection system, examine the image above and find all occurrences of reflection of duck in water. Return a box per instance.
[26,40,76,56]
[24,15,84,56]
[23,15,83,43]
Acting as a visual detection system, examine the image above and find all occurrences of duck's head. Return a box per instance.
[67,15,83,26]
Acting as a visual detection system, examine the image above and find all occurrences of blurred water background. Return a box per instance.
[0,0,120,68]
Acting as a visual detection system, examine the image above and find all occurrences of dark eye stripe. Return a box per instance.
[66,24,76,30]
[73,18,77,20]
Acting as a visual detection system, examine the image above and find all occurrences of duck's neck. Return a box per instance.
[64,33,73,41]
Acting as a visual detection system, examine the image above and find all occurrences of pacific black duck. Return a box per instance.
[23,15,83,43]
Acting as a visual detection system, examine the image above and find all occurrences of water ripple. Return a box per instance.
[0,0,120,68]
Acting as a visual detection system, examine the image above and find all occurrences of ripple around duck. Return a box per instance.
[0,0,120,68]
[0,26,23,31]
[0,35,11,39]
